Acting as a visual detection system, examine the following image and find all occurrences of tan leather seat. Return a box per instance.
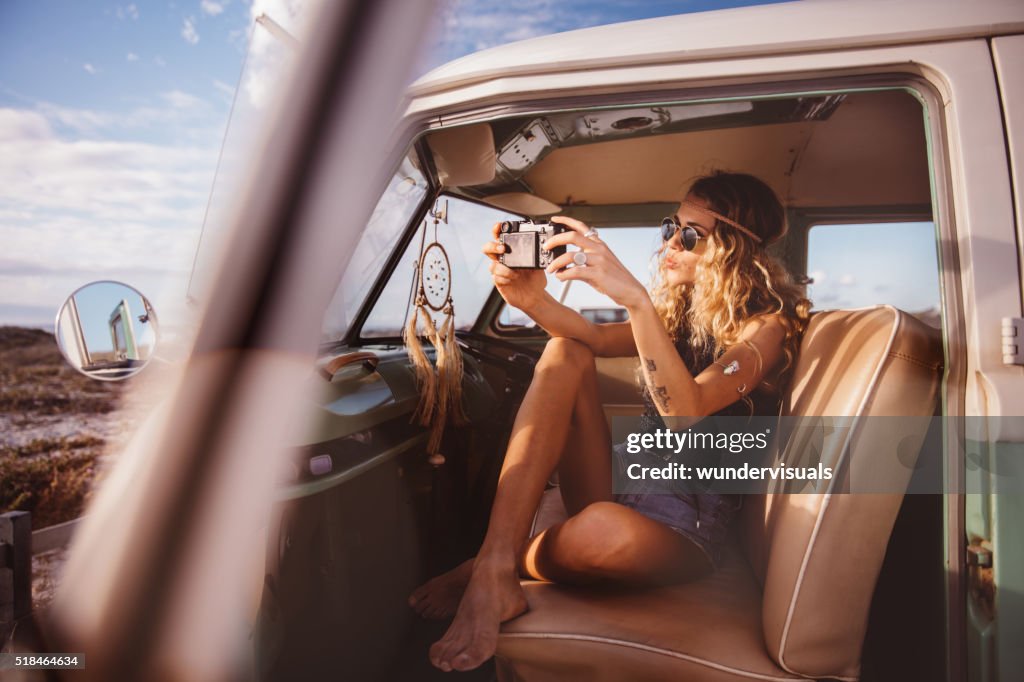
[496,306,943,681]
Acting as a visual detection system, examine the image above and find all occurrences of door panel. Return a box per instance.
[255,346,513,680]
[46,2,439,677]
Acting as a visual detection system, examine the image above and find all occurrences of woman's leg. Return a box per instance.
[428,337,612,671]
[410,339,611,619]
[521,501,712,586]
[554,345,614,516]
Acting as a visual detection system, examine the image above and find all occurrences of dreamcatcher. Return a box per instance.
[404,201,467,457]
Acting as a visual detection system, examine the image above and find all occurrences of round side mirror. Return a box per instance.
[55,280,160,381]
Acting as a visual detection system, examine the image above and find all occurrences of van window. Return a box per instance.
[321,152,428,342]
[498,226,662,329]
[806,221,940,326]
[361,197,517,338]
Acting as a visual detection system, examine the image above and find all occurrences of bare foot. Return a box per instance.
[408,558,474,619]
[428,558,528,672]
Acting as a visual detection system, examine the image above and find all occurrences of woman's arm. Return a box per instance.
[483,223,635,357]
[628,301,786,417]
[519,294,636,357]
[540,215,786,417]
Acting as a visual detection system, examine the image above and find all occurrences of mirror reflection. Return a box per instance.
[55,280,159,380]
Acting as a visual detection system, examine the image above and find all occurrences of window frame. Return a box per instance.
[349,185,528,345]
[791,205,937,314]
[357,191,527,342]
[329,138,440,352]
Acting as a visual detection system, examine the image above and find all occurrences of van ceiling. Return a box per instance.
[436,90,931,213]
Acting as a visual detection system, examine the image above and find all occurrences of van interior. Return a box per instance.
[256,87,949,681]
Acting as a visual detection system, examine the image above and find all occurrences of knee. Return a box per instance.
[536,337,595,375]
[557,502,637,570]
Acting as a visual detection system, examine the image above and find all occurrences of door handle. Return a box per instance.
[318,351,380,381]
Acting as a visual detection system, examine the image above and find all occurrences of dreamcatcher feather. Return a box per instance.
[403,219,467,455]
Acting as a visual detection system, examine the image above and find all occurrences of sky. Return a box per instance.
[806,222,939,312]
[0,0,310,335]
[0,0,939,340]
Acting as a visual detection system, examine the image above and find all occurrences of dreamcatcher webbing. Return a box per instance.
[403,217,467,455]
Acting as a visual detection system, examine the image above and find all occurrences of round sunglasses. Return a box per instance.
[660,216,708,251]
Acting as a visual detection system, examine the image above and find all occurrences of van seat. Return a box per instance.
[496,306,943,681]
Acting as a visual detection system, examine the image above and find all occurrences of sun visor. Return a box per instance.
[426,123,496,187]
[482,193,561,216]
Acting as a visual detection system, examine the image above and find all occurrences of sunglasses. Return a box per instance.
[660,216,708,251]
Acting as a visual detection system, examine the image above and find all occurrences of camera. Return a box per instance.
[498,221,567,269]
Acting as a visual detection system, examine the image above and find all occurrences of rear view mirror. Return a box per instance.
[55,280,159,381]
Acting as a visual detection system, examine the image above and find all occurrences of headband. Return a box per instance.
[680,199,762,244]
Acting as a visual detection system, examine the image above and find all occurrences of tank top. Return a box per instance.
[638,327,782,433]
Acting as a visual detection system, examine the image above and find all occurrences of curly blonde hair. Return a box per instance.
[648,171,812,394]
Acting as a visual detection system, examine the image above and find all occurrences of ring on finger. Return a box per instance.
[572,251,589,267]
[583,228,599,239]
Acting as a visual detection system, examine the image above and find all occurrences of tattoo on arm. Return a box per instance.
[642,357,670,411]
[640,357,672,412]
[652,385,671,412]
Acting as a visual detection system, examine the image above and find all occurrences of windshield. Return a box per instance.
[361,197,518,338]
[321,152,429,342]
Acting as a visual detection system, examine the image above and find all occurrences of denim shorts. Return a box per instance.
[610,442,740,569]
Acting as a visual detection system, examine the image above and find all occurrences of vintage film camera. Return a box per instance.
[498,221,568,269]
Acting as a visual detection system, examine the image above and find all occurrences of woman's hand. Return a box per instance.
[542,216,650,310]
[482,222,548,312]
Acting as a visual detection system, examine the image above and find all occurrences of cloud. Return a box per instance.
[0,257,183,279]
[422,0,612,73]
[808,270,826,284]
[0,112,212,224]
[33,103,112,134]
[0,303,60,328]
[228,27,246,47]
[201,0,227,16]
[154,56,167,67]
[127,52,139,62]
[212,79,236,103]
[0,108,52,141]
[0,106,220,326]
[182,16,200,45]
[29,94,215,141]
[83,63,98,76]
[116,4,139,21]
[162,90,205,110]
[838,274,856,286]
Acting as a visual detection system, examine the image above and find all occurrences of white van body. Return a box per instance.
[405,6,1024,675]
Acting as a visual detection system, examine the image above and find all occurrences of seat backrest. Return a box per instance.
[740,306,942,680]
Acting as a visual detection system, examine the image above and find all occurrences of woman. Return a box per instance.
[409,171,810,672]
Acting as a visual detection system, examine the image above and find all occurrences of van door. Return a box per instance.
[44,2,438,680]
[974,33,1024,682]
